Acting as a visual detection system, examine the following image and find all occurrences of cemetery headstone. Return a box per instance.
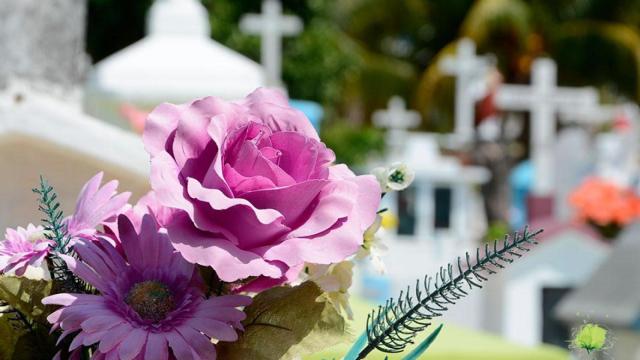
[554,127,592,220]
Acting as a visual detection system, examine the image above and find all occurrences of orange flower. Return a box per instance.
[569,177,640,226]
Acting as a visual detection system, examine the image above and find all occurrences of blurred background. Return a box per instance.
[2,0,640,358]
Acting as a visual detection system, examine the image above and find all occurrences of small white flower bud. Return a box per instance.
[373,162,415,192]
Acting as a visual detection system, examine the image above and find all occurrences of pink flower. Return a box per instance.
[126,191,176,232]
[65,172,131,241]
[0,224,53,277]
[143,88,381,286]
[43,214,251,360]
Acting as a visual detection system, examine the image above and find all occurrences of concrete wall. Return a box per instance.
[0,0,88,92]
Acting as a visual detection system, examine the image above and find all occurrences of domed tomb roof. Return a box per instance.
[85,0,266,128]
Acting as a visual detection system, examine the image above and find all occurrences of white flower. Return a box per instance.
[357,214,388,274]
[303,261,355,320]
[373,162,415,192]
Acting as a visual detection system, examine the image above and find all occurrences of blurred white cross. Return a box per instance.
[496,58,599,196]
[373,96,421,157]
[440,38,494,144]
[240,0,303,87]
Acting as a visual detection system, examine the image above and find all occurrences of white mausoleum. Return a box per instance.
[84,0,266,128]
[0,83,150,233]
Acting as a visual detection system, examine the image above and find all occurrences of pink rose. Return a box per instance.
[143,88,380,287]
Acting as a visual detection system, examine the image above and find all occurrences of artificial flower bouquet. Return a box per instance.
[569,177,640,239]
[0,89,542,360]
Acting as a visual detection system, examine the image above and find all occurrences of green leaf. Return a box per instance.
[0,276,52,324]
[402,324,444,360]
[10,325,58,360]
[359,228,541,358]
[342,330,369,360]
[217,281,348,360]
[0,311,57,360]
[0,311,26,360]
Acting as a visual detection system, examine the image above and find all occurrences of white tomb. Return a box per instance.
[484,225,610,346]
[378,133,489,275]
[240,0,303,87]
[383,133,490,255]
[85,0,266,128]
[553,127,593,221]
[555,223,640,360]
[595,130,638,188]
[371,132,490,329]
[369,96,490,309]
[561,102,640,187]
[0,83,150,233]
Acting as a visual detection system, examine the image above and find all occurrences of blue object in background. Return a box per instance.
[510,160,533,230]
[289,99,324,132]
[361,271,392,304]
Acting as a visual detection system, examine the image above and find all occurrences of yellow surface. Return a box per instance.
[308,297,570,360]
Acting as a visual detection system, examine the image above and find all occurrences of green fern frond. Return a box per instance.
[32,176,88,294]
[356,227,543,359]
[32,176,72,254]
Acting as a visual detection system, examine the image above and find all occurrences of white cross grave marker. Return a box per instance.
[440,38,495,143]
[495,58,599,196]
[373,96,422,158]
[240,0,303,87]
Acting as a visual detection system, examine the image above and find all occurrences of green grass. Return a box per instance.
[308,297,570,360]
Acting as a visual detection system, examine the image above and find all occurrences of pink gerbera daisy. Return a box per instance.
[43,214,251,360]
[65,172,131,241]
[0,224,53,277]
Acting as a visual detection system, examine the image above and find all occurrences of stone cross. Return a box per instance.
[440,38,494,143]
[373,96,421,158]
[495,58,598,196]
[240,0,303,87]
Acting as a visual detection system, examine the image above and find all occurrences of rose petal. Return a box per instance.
[187,178,290,248]
[242,88,320,141]
[167,213,283,282]
[240,180,327,229]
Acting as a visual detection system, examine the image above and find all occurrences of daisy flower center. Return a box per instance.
[125,280,176,323]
